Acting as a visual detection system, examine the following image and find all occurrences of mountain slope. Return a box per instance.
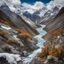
[39,6,59,25]
[43,7,64,40]
[0,4,39,36]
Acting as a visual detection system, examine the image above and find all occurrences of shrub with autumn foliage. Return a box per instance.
[8,38,16,43]
[37,43,51,58]
[0,20,10,26]
[49,45,64,57]
[13,28,24,33]
[0,31,6,35]
[49,49,58,57]
[18,32,31,39]
[37,42,64,60]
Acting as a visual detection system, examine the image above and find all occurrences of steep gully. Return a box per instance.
[23,25,46,64]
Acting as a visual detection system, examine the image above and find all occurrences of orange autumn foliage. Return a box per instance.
[49,49,58,56]
[37,43,50,57]
[38,28,64,59]
[0,20,5,23]
[56,46,64,54]
[49,46,64,57]
[13,28,24,33]
[37,45,64,58]
[37,41,64,58]
[43,44,50,51]
[0,31,6,35]
[0,20,10,26]
[0,20,23,33]
[37,52,45,58]
[8,38,16,43]
[18,32,31,39]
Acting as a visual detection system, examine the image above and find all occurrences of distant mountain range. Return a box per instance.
[0,3,62,26]
[23,6,60,25]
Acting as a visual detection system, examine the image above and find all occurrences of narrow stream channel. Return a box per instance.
[23,25,46,64]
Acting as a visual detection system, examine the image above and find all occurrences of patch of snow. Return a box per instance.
[51,13,54,15]
[39,9,48,17]
[0,53,21,64]
[1,25,11,30]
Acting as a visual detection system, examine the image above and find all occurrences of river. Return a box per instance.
[23,25,46,64]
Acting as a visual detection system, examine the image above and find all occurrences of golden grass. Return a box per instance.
[0,31,6,35]
[18,32,31,39]
[8,38,16,43]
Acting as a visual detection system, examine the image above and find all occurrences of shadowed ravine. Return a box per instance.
[23,25,46,64]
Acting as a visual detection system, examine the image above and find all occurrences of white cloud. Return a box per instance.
[53,0,64,6]
[22,1,45,10]
[33,1,45,10]
[46,1,53,10]
[11,0,21,5]
[0,0,45,14]
[21,3,36,14]
[22,3,33,9]
[0,0,21,5]
[21,1,45,14]
[46,0,64,10]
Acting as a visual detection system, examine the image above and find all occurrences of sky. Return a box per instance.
[21,0,51,4]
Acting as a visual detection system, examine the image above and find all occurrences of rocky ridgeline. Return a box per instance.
[0,5,39,64]
[30,7,64,64]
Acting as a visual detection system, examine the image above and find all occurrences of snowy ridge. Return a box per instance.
[0,53,21,64]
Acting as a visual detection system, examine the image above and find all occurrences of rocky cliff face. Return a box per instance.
[43,7,64,40]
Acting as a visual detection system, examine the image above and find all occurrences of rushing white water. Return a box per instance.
[23,25,46,64]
